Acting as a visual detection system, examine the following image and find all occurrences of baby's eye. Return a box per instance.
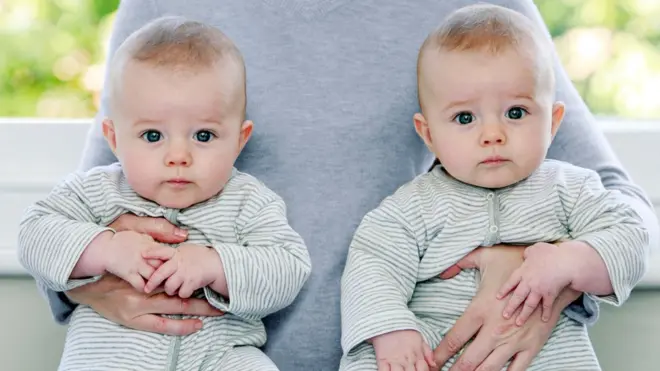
[141,130,162,143]
[506,107,528,120]
[453,112,475,125]
[194,130,215,143]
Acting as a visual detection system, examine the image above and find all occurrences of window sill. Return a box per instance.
[1,118,659,287]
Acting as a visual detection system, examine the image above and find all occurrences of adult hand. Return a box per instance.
[432,246,581,371]
[109,213,189,243]
[65,214,224,336]
[66,274,224,336]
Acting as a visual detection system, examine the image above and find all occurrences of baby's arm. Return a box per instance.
[200,186,311,321]
[561,170,649,305]
[18,172,113,292]
[341,193,434,368]
[498,168,649,325]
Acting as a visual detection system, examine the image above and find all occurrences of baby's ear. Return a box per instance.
[550,102,565,137]
[238,120,253,152]
[413,113,433,149]
[102,118,118,154]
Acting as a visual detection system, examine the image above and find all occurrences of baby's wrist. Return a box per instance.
[557,241,599,291]
[72,230,114,278]
[206,247,229,296]
[96,231,117,270]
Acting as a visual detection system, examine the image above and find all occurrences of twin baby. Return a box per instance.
[18,4,648,371]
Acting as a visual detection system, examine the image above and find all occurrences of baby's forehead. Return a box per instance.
[113,60,243,105]
[423,47,553,94]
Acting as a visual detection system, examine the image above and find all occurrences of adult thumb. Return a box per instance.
[438,248,482,279]
[143,218,188,243]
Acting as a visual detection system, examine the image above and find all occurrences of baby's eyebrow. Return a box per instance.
[132,118,163,126]
[443,98,474,111]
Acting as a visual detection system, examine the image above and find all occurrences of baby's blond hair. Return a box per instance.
[417,4,554,111]
[107,16,246,117]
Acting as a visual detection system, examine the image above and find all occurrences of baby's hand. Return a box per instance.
[371,330,436,371]
[496,242,576,325]
[103,231,162,291]
[142,243,221,298]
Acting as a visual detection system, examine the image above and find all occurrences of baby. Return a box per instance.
[18,16,311,371]
[339,4,648,371]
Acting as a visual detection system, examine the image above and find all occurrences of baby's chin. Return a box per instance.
[146,188,220,210]
[451,169,532,190]
[471,171,533,189]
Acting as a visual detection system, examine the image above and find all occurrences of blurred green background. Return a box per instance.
[1,0,659,119]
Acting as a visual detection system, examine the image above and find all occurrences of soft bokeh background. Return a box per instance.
[1,0,659,119]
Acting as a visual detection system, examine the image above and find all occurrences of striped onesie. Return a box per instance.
[340,160,648,371]
[18,163,311,371]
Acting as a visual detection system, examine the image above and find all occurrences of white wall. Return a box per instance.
[1,118,660,283]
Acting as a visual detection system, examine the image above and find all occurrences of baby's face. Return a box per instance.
[416,48,564,188]
[105,61,250,209]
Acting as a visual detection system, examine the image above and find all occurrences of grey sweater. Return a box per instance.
[42,1,658,370]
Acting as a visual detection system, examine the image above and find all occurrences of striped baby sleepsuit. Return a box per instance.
[19,163,311,371]
[340,160,648,371]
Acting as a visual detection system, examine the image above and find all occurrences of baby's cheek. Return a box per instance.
[123,163,160,198]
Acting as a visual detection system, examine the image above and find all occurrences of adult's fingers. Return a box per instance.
[415,359,430,371]
[439,248,484,279]
[434,312,482,366]
[506,350,535,371]
[112,214,187,243]
[377,360,391,371]
[474,346,516,371]
[439,265,463,280]
[130,314,203,336]
[423,342,437,368]
[448,332,496,371]
[142,217,188,243]
[146,294,224,316]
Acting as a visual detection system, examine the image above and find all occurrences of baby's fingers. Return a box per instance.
[125,274,146,292]
[179,278,200,299]
[138,261,155,280]
[142,246,176,260]
[164,273,184,296]
[144,260,177,293]
[502,282,530,320]
[146,259,163,268]
[515,290,542,326]
[542,292,557,322]
[497,269,522,300]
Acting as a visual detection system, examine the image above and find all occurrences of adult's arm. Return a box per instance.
[38,0,162,324]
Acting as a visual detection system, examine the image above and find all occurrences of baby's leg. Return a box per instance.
[339,343,378,371]
[215,346,279,371]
